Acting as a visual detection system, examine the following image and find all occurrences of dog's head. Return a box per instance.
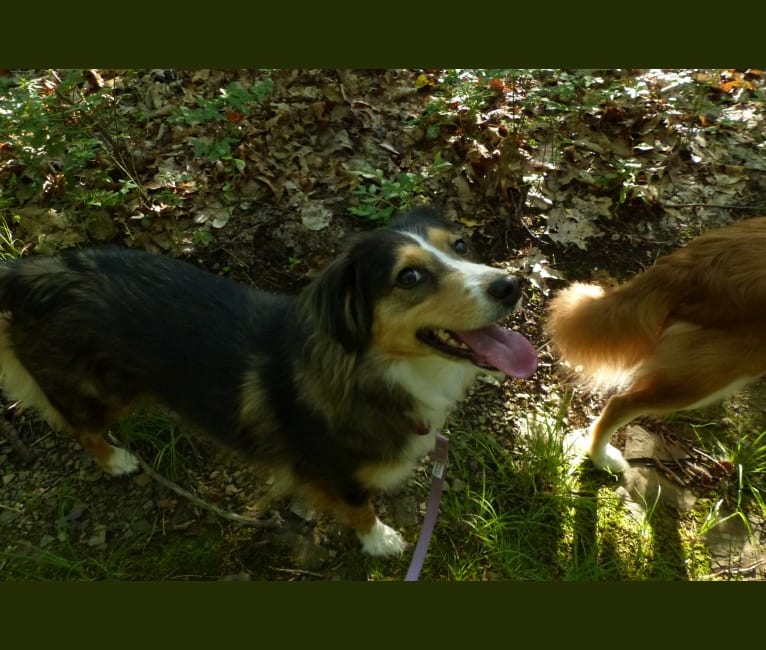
[304,207,537,379]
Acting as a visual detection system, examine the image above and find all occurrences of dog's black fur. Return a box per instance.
[0,207,536,555]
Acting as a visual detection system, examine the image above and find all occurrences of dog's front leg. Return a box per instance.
[357,514,407,557]
[328,487,407,557]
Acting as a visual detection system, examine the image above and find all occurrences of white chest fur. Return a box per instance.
[361,358,478,491]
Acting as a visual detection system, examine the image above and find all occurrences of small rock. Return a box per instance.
[622,425,689,462]
[619,466,697,513]
[449,478,466,493]
[87,524,107,547]
[132,519,154,535]
[133,472,152,488]
[219,572,252,581]
[392,496,419,528]
[300,204,332,231]
[67,503,88,522]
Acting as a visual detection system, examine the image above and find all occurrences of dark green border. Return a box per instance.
[3,4,764,67]
[3,582,764,643]
[2,7,764,640]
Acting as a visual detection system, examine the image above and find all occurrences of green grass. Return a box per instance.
[3,390,765,581]
[0,526,231,581]
[0,215,27,259]
[690,422,766,540]
[114,408,200,482]
[414,389,766,581]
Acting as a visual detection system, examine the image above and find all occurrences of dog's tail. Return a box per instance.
[546,277,673,388]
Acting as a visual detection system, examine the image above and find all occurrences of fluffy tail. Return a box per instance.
[546,280,671,388]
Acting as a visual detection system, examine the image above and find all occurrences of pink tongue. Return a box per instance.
[453,325,537,378]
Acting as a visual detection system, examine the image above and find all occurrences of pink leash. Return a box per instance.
[405,432,449,581]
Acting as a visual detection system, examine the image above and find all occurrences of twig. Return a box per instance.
[271,567,326,579]
[690,446,722,464]
[108,434,280,529]
[652,456,689,486]
[662,202,766,210]
[702,559,766,580]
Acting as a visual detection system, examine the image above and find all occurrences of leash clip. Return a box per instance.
[431,432,449,479]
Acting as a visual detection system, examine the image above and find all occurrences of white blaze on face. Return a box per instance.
[405,232,511,305]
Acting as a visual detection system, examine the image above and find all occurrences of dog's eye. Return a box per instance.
[453,239,469,256]
[396,267,425,289]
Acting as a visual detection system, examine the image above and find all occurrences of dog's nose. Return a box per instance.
[487,275,522,306]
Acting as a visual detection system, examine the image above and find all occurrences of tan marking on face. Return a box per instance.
[369,240,512,358]
[423,226,459,253]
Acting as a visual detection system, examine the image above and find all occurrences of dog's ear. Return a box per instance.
[306,248,374,354]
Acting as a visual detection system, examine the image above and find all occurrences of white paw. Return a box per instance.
[591,443,629,473]
[106,447,140,476]
[289,501,316,521]
[358,518,407,557]
[562,429,628,473]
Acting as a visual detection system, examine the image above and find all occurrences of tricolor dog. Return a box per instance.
[0,207,537,555]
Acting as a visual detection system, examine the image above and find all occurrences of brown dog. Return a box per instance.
[547,216,766,472]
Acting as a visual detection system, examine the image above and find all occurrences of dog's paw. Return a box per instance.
[562,429,628,474]
[105,447,140,476]
[591,443,629,474]
[358,518,407,557]
[289,501,316,522]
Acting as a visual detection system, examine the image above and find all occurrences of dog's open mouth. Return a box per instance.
[417,325,537,378]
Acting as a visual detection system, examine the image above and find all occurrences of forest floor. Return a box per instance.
[1,69,765,580]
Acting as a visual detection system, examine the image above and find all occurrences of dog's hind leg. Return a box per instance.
[584,324,763,473]
[564,378,685,473]
[585,387,677,473]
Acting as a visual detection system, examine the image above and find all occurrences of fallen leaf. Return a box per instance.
[300,204,333,231]
[157,498,177,512]
[545,207,603,250]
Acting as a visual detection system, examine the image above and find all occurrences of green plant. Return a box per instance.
[192,227,215,248]
[697,428,766,538]
[0,545,97,580]
[729,430,766,515]
[0,69,156,229]
[349,169,424,222]
[170,77,273,174]
[0,215,27,259]
[349,152,452,222]
[171,78,273,127]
